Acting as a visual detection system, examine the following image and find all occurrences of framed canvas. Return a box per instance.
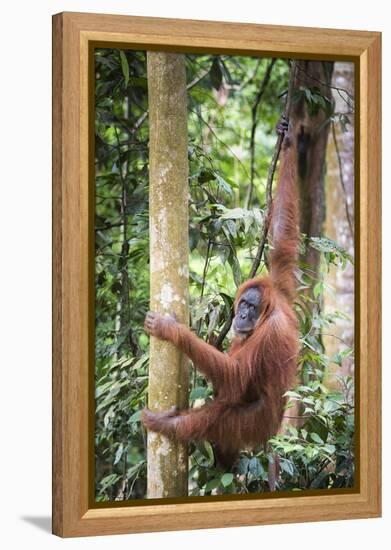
[52,11,381,537]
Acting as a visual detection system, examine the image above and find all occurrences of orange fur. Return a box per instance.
[142,135,299,467]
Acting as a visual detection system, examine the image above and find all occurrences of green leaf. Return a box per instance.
[219,207,248,220]
[198,440,215,464]
[128,410,141,423]
[128,76,147,89]
[224,219,237,238]
[189,226,200,251]
[313,281,323,298]
[309,236,353,266]
[99,473,120,492]
[310,432,324,444]
[126,462,144,480]
[221,473,234,487]
[302,397,315,405]
[114,442,124,465]
[249,457,264,477]
[119,51,130,87]
[205,477,220,492]
[339,113,351,133]
[280,459,294,476]
[223,176,239,189]
[190,386,209,401]
[238,457,250,475]
[198,169,215,183]
[204,441,215,464]
[228,252,242,287]
[215,174,234,196]
[284,390,301,399]
[287,425,298,437]
[304,87,312,103]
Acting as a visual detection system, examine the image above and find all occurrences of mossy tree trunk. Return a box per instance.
[146,52,189,498]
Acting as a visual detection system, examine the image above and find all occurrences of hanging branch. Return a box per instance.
[214,60,297,350]
[196,238,213,337]
[114,127,139,357]
[249,59,297,278]
[245,58,277,209]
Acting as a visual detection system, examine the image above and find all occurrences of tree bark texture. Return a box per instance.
[146,52,189,498]
[323,62,355,382]
[291,61,334,277]
[283,61,334,428]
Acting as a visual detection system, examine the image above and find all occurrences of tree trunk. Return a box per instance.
[146,52,189,498]
[291,61,334,279]
[283,61,333,427]
[323,62,355,383]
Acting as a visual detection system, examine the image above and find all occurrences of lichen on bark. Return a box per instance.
[146,51,189,498]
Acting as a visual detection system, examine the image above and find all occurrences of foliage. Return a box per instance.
[272,377,354,490]
[187,375,354,495]
[94,48,355,500]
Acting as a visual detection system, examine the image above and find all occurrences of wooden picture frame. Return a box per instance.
[52,11,381,537]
